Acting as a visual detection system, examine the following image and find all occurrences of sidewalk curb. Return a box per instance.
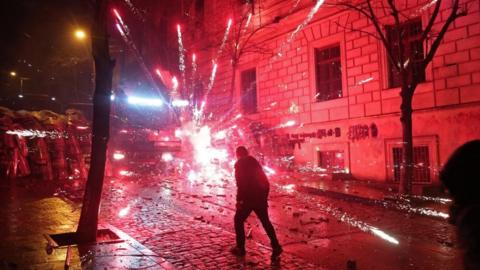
[298,185,384,205]
[298,185,449,221]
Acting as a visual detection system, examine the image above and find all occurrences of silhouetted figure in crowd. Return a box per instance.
[231,146,282,260]
[440,140,480,270]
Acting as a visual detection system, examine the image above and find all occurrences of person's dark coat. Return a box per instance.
[234,155,269,206]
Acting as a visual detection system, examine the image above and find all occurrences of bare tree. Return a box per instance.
[76,0,115,242]
[334,0,466,194]
[224,7,275,106]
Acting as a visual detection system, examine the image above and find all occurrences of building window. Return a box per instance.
[315,45,342,101]
[240,68,257,114]
[386,19,425,88]
[317,150,345,172]
[392,145,431,183]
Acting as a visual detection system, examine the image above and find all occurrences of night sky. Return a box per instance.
[0,0,93,109]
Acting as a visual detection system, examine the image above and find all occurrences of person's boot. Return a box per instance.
[271,245,283,260]
[230,246,246,256]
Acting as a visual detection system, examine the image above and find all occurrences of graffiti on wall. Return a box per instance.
[285,123,378,148]
[348,123,378,141]
[287,128,341,148]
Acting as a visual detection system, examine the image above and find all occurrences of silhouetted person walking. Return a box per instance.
[440,140,480,270]
[230,146,282,260]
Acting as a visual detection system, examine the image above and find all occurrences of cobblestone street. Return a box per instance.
[75,171,461,270]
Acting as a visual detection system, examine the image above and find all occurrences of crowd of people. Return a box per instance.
[0,106,89,181]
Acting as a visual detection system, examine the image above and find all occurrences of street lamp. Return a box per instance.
[74,29,87,41]
[9,71,30,97]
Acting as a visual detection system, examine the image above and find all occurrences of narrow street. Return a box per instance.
[65,171,461,269]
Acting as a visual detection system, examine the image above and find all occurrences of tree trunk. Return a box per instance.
[76,0,115,243]
[399,90,413,194]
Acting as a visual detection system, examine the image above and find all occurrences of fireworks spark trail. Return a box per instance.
[412,0,438,17]
[123,0,146,21]
[198,62,218,119]
[240,12,253,38]
[245,13,252,29]
[272,0,325,64]
[357,77,374,85]
[177,24,187,94]
[289,0,302,13]
[118,206,130,217]
[113,8,125,25]
[216,18,233,59]
[176,122,231,185]
[6,129,66,139]
[112,8,171,110]
[274,182,400,245]
[194,19,233,122]
[191,53,197,75]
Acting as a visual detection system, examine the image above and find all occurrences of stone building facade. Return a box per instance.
[187,0,480,190]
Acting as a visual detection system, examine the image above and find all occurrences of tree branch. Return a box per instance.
[334,21,380,40]
[421,0,442,42]
[423,0,466,66]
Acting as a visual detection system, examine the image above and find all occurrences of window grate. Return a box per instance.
[392,145,430,183]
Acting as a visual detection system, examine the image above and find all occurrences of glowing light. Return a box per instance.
[406,195,452,204]
[282,184,295,193]
[208,63,218,89]
[175,129,182,138]
[245,13,252,29]
[192,53,196,62]
[51,96,56,101]
[110,94,115,101]
[127,96,163,107]
[155,68,162,78]
[113,152,125,160]
[172,99,189,107]
[200,63,218,115]
[118,206,130,217]
[357,77,374,85]
[279,120,296,128]
[179,122,231,183]
[10,71,17,77]
[214,130,227,140]
[119,170,133,176]
[188,170,197,182]
[172,76,179,90]
[263,165,276,175]
[162,152,174,162]
[235,113,242,119]
[115,23,125,36]
[112,9,124,25]
[216,19,233,57]
[6,129,64,139]
[370,227,400,245]
[18,94,24,98]
[76,126,88,130]
[74,29,86,40]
